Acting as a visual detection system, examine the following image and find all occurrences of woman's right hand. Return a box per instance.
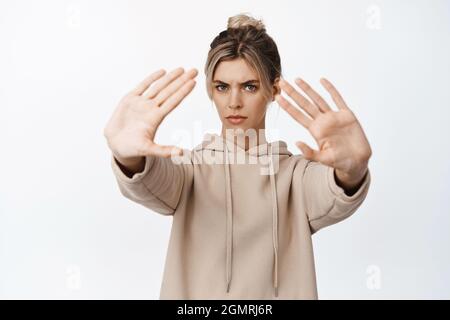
[103,67,198,171]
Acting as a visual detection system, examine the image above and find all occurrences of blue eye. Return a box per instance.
[245,84,257,91]
[214,84,258,92]
[215,84,227,92]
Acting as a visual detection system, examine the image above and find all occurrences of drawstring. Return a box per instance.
[223,140,279,298]
[269,144,279,298]
[224,141,233,293]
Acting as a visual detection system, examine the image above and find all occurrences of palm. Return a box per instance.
[104,67,198,160]
[109,99,160,158]
[108,113,158,159]
[276,77,372,173]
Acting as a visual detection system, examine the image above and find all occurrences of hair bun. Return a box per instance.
[227,13,266,31]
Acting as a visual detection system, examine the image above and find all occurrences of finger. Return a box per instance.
[294,78,332,113]
[131,69,167,96]
[279,78,320,119]
[295,141,322,162]
[142,141,184,158]
[159,79,197,115]
[152,68,198,107]
[275,94,312,128]
[320,78,350,110]
[142,67,185,100]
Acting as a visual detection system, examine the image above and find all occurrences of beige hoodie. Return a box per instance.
[110,132,371,299]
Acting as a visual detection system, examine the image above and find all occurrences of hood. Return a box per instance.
[193,133,292,297]
[194,132,292,157]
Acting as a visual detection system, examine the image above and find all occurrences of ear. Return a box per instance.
[271,77,281,101]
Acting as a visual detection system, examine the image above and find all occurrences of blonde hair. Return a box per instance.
[204,13,282,102]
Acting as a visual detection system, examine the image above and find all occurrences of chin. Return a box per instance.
[224,126,254,135]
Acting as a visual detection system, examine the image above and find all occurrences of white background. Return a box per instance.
[1,0,449,299]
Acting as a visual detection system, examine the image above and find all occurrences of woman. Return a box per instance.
[103,14,372,299]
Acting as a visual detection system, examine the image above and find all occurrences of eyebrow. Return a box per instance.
[212,79,260,85]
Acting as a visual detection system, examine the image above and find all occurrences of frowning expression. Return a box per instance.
[212,58,274,134]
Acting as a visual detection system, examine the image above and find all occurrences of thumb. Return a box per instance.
[143,141,183,158]
[295,141,318,161]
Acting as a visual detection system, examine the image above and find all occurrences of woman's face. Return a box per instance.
[212,58,278,136]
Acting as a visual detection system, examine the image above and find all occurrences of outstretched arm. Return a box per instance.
[276,76,372,233]
[276,76,372,195]
[104,67,198,215]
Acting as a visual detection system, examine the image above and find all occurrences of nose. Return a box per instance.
[228,89,242,110]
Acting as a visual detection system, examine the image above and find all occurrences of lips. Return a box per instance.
[226,115,247,125]
[226,115,248,119]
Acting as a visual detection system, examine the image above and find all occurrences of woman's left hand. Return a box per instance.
[275,77,372,190]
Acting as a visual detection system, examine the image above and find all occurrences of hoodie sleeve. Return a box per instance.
[110,154,186,215]
[297,158,371,234]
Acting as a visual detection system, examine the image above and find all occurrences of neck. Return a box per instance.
[220,125,267,151]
